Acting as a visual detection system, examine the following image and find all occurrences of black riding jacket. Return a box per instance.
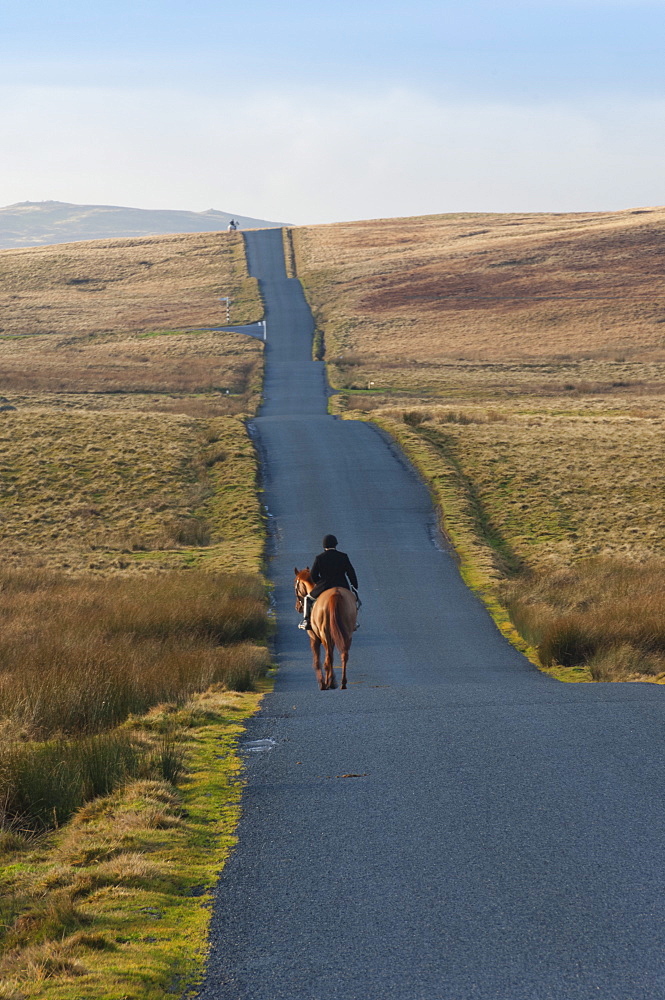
[310,549,358,598]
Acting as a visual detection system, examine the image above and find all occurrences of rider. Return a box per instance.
[298,534,359,630]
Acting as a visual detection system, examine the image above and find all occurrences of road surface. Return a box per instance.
[200,228,665,1000]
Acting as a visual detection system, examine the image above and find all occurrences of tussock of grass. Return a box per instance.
[0,689,265,1000]
[2,940,86,987]
[0,735,140,830]
[4,890,89,951]
[0,568,269,832]
[504,559,665,679]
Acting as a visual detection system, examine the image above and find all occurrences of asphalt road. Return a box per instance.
[200,228,665,1000]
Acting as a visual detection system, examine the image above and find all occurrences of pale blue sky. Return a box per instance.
[1,1,663,222]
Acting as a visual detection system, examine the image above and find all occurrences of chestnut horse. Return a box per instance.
[294,568,357,690]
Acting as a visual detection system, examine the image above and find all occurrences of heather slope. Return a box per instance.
[292,209,665,680]
[293,207,665,365]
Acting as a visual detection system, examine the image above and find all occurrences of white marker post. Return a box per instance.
[219,297,232,324]
[262,320,267,342]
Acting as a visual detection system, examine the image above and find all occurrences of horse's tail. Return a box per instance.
[328,591,350,652]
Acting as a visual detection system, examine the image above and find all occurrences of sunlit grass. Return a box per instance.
[294,211,665,680]
[504,559,665,680]
[0,410,263,573]
[0,568,270,833]
[0,688,265,999]
[0,229,271,996]
[0,230,261,338]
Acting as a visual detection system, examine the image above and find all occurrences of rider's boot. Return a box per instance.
[352,589,361,630]
[298,595,314,630]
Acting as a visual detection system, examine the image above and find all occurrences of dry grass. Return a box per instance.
[293,209,665,417]
[293,210,665,679]
[292,207,665,367]
[0,233,269,833]
[0,230,261,337]
[0,328,261,400]
[0,688,264,1000]
[0,229,266,574]
[0,408,263,574]
[0,568,268,738]
[504,559,665,680]
[0,567,269,831]
[0,232,272,995]
[393,405,665,569]
[0,234,270,826]
[364,402,665,679]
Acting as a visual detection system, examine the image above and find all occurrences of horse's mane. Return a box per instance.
[296,567,314,584]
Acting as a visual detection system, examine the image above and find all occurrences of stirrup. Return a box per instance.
[298,620,310,630]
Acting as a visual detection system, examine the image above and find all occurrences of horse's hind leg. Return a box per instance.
[323,641,336,690]
[310,635,325,690]
[340,648,349,690]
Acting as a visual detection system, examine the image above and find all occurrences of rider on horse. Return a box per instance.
[298,534,359,630]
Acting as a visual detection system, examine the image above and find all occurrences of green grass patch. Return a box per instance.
[0,686,269,999]
[347,409,543,674]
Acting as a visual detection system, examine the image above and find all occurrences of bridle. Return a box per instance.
[294,576,310,614]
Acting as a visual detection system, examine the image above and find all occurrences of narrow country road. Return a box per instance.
[200,229,665,1000]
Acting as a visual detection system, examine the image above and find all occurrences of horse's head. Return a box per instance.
[294,567,313,613]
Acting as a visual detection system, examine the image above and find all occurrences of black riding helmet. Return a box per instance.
[323,534,338,548]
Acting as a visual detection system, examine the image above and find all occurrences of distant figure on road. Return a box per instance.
[227,219,238,231]
[298,534,359,630]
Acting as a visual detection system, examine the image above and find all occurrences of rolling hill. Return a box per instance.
[0,200,285,249]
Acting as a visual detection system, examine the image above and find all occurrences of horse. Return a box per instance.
[294,568,357,690]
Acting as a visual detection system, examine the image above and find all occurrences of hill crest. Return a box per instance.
[0,200,285,249]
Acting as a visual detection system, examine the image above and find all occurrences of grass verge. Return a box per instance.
[0,686,269,1000]
[353,406,665,682]
[352,409,542,669]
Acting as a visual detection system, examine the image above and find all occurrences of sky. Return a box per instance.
[0,0,664,223]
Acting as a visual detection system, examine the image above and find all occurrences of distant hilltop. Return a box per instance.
[0,201,286,250]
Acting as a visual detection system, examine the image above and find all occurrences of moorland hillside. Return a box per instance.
[292,208,665,682]
[0,229,265,572]
[293,206,665,366]
[0,229,271,993]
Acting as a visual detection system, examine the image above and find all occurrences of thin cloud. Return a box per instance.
[1,84,663,223]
